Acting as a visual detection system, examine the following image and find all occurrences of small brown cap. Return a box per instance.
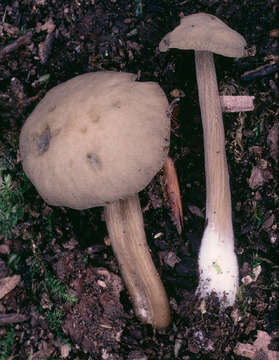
[159,13,248,58]
[20,71,170,210]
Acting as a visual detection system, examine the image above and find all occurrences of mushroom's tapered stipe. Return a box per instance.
[20,71,171,328]
[160,13,248,306]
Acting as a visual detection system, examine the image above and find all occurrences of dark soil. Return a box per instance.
[0,0,278,359]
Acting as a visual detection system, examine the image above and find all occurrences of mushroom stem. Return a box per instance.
[196,51,232,233]
[104,194,171,328]
[195,51,238,306]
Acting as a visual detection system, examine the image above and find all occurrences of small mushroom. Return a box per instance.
[20,71,171,328]
[160,13,248,306]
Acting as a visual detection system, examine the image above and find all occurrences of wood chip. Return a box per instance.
[0,275,21,299]
[220,95,255,112]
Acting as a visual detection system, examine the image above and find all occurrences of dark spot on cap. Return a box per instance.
[80,127,88,134]
[112,100,121,109]
[87,152,102,170]
[48,105,56,113]
[92,115,100,123]
[37,126,51,154]
[88,109,100,123]
[163,38,170,47]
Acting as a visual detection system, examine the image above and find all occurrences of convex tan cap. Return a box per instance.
[159,13,248,58]
[20,71,170,209]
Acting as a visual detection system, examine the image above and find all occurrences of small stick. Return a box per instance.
[241,62,279,81]
[0,313,28,326]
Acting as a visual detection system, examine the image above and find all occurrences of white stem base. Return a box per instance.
[195,51,239,307]
[197,226,239,307]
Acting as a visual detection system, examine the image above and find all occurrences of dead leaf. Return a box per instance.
[38,19,56,64]
[161,251,181,268]
[249,146,263,157]
[40,18,56,33]
[0,275,21,299]
[234,330,278,360]
[2,23,20,37]
[234,342,255,358]
[267,122,278,163]
[0,244,10,254]
[60,343,71,358]
[248,167,264,189]
[32,340,54,360]
[241,265,262,285]
[269,29,279,38]
[170,88,185,98]
[162,156,183,234]
[188,205,204,218]
[262,214,275,230]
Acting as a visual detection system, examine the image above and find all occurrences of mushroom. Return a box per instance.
[19,71,171,328]
[159,13,248,306]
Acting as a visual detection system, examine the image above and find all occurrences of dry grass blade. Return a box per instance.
[162,156,183,234]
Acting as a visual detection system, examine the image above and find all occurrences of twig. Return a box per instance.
[0,313,28,326]
[0,30,33,61]
[241,63,279,81]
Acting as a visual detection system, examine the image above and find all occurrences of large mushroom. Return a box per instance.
[19,71,171,328]
[160,13,248,306]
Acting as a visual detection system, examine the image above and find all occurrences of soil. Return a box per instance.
[0,0,278,359]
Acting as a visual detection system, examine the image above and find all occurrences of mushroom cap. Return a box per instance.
[20,71,170,210]
[159,13,248,58]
